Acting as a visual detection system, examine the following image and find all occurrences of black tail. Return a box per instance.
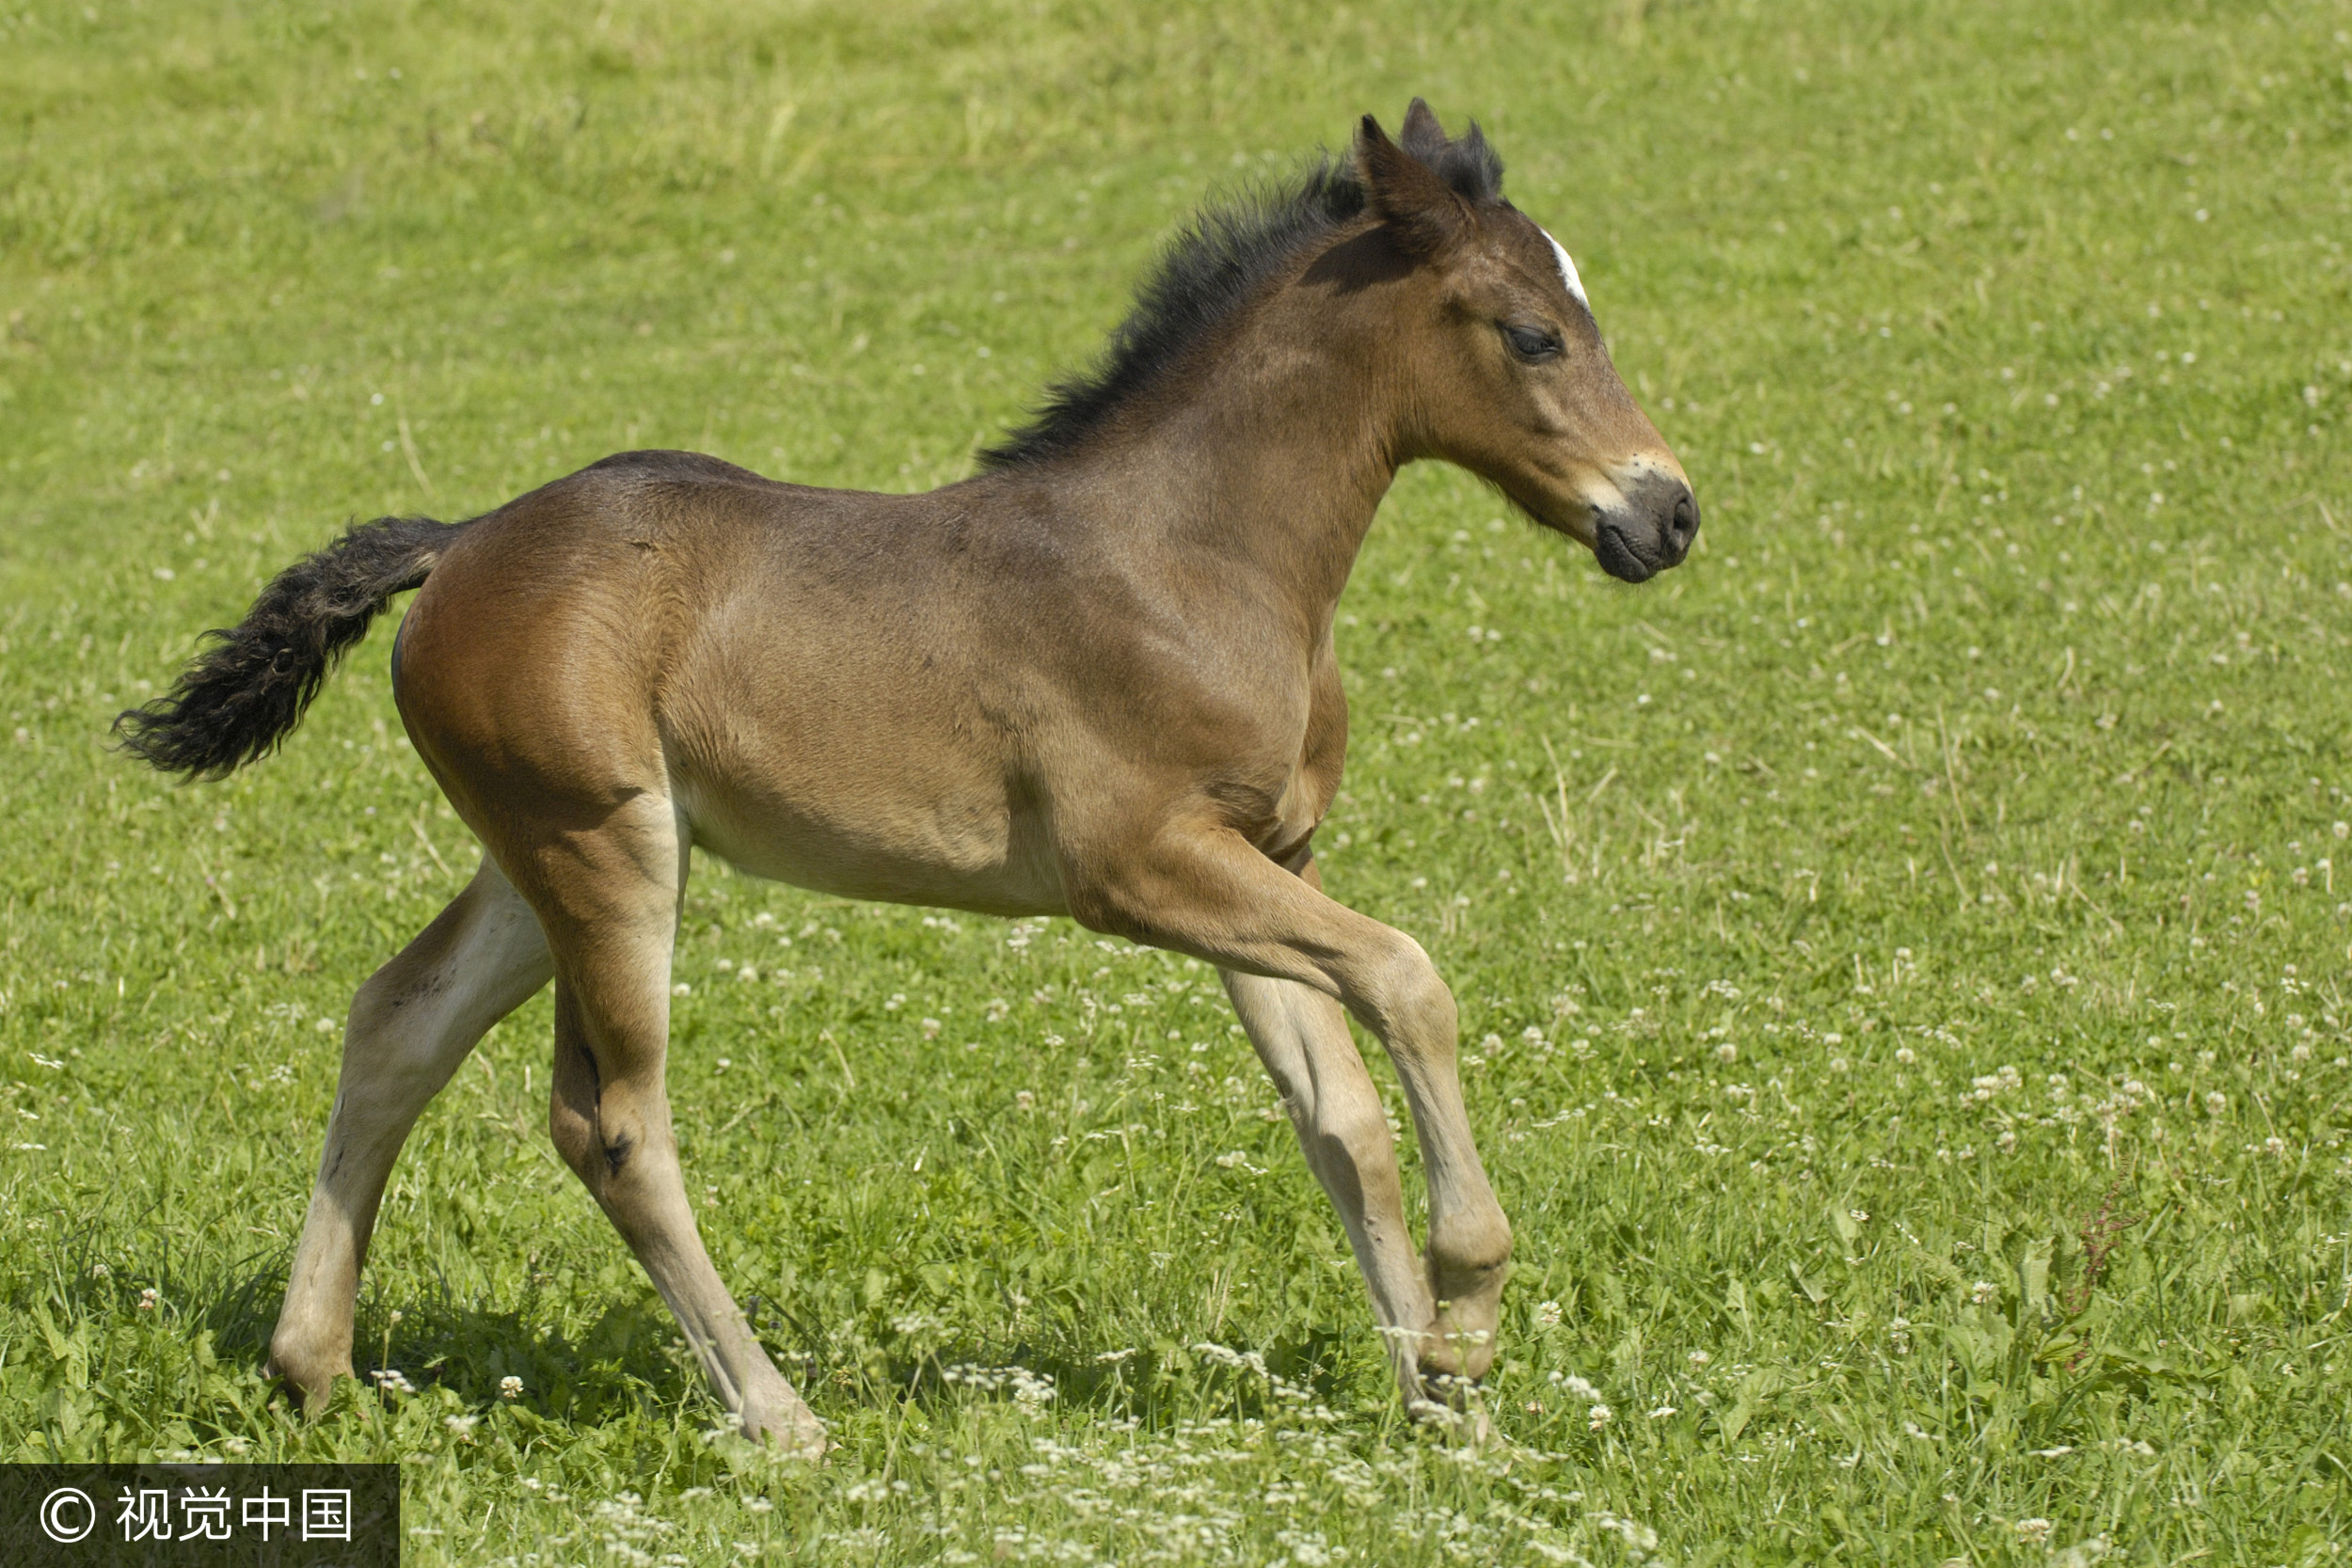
[115,515,466,781]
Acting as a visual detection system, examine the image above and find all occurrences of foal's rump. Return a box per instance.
[111,450,723,784]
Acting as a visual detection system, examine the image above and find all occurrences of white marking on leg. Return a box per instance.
[1542,229,1589,311]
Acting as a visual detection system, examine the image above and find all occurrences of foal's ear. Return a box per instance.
[1356,113,1471,260]
[1398,97,1448,164]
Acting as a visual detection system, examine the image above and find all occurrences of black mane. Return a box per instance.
[979,121,1504,471]
[977,161,1367,469]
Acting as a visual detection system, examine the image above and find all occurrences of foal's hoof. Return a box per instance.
[1423,1264,1507,1382]
[264,1346,351,1419]
[1406,1377,1494,1445]
[1410,1312,1499,1384]
[741,1403,829,1462]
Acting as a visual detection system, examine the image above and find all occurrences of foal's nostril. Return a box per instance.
[1665,488,1700,560]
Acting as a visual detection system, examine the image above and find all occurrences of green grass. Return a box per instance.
[5,0,2351,1560]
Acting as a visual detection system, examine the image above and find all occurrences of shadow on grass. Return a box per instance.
[51,1243,1374,1436]
[176,1260,704,1427]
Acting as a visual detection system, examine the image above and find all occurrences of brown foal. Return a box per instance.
[119,102,1695,1451]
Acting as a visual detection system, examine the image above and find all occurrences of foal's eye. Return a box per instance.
[1504,324,1563,363]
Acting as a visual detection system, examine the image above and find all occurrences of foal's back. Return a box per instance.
[392,451,1310,917]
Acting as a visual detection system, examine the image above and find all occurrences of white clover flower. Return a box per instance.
[499,1375,523,1400]
[1587,1403,1613,1431]
[2014,1518,2053,1545]
[1688,1350,1710,1368]
[444,1414,479,1440]
[1009,1367,1057,1411]
[1534,1300,1563,1328]
[136,1286,158,1310]
[1971,1281,2000,1307]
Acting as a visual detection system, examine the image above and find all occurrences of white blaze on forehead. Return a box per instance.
[1542,229,1589,311]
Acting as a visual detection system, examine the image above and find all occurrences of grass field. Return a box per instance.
[5,0,2352,1560]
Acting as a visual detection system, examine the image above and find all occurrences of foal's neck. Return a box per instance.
[1089,257,1408,638]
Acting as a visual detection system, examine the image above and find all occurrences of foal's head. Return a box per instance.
[1357,102,1698,583]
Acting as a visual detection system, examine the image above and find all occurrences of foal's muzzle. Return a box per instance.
[1592,471,1699,584]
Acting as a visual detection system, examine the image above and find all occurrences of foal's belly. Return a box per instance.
[673,759,1067,918]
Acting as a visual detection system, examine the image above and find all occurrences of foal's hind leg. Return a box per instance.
[520,797,825,1457]
[270,857,553,1411]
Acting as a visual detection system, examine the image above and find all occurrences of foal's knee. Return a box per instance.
[1351,937,1457,1053]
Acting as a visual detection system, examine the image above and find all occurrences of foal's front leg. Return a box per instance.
[1221,966,1444,1399]
[1082,830,1511,1403]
